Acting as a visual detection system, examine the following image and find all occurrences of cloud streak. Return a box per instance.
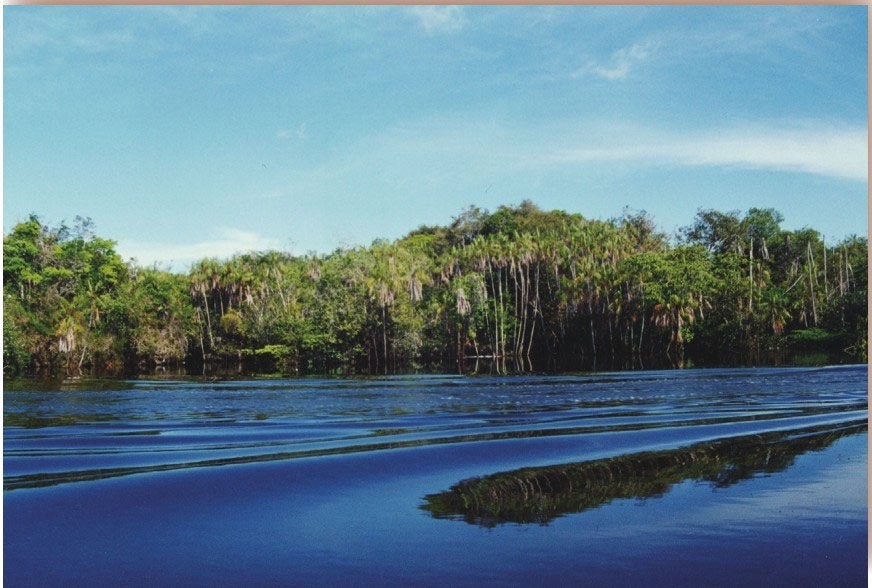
[276,123,308,141]
[547,124,867,181]
[117,227,283,270]
[405,6,466,35]
[575,42,657,80]
[337,116,867,184]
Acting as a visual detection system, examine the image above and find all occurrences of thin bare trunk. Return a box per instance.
[839,248,845,297]
[807,242,818,326]
[382,305,388,375]
[504,265,511,357]
[749,238,754,314]
[524,262,537,357]
[489,264,499,357]
[497,267,505,358]
[196,309,206,362]
[638,288,646,354]
[823,236,829,300]
[202,289,215,349]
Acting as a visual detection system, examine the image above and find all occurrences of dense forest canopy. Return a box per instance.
[4,202,867,377]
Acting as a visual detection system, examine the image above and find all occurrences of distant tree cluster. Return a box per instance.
[4,202,867,377]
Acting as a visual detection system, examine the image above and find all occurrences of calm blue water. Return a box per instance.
[4,365,868,586]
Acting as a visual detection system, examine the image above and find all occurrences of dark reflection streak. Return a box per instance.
[9,430,162,441]
[4,434,460,491]
[420,421,867,527]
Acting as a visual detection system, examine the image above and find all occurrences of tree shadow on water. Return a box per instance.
[421,421,866,527]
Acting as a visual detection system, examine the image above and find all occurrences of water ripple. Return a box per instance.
[4,365,867,492]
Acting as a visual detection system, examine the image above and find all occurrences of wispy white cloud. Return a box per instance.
[405,6,466,35]
[327,115,866,183]
[276,123,308,141]
[546,123,868,182]
[266,117,866,236]
[140,5,239,37]
[563,8,846,84]
[575,42,657,80]
[71,29,137,53]
[6,10,137,54]
[680,8,844,58]
[117,227,283,270]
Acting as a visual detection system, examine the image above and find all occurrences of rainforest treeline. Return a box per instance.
[3,202,867,377]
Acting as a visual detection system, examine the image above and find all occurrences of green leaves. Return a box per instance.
[4,203,867,376]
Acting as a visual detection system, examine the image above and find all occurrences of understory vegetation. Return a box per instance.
[4,202,867,376]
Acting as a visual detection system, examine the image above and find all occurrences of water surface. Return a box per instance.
[4,366,867,586]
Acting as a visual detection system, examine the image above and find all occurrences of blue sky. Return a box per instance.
[4,5,868,270]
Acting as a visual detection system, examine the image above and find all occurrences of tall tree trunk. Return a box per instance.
[823,236,829,300]
[839,247,845,297]
[807,242,818,326]
[382,305,388,375]
[503,265,510,357]
[489,265,499,358]
[201,290,215,349]
[526,262,539,358]
[588,292,597,357]
[456,324,465,374]
[78,341,88,370]
[496,268,505,358]
[195,308,206,362]
[638,289,646,354]
[749,237,754,315]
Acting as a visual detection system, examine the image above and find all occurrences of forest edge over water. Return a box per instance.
[4,201,867,378]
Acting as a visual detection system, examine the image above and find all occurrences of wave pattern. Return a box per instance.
[4,366,867,493]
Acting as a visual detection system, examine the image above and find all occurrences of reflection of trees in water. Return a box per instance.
[422,421,866,527]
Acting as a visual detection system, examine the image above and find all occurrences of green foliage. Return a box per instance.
[4,204,867,375]
[244,344,296,373]
[621,246,717,349]
[3,297,32,375]
[250,344,293,359]
[118,268,193,366]
[681,209,746,254]
[784,328,844,349]
[219,309,243,337]
[480,207,519,236]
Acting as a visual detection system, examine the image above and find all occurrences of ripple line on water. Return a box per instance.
[4,401,866,491]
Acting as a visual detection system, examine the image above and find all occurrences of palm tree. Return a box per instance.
[756,286,793,336]
[189,259,219,349]
[360,242,401,374]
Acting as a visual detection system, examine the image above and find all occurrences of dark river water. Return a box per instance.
[4,365,868,586]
